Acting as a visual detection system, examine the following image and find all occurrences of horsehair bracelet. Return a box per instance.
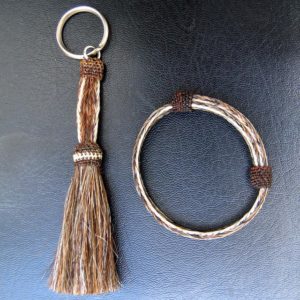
[132,91,272,240]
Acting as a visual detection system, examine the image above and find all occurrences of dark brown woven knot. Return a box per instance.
[74,143,102,153]
[80,58,104,80]
[171,91,193,112]
[73,143,102,165]
[250,166,272,188]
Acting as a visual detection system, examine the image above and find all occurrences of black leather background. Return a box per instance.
[0,1,299,299]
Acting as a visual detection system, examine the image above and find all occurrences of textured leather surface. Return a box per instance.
[0,1,299,299]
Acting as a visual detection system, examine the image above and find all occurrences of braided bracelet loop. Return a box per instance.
[132,92,272,240]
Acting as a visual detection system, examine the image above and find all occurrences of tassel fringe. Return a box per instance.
[49,163,119,294]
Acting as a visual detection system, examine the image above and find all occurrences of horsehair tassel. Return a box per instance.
[49,58,120,295]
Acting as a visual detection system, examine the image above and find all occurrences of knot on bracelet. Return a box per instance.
[73,143,103,165]
[171,91,193,112]
[250,166,272,188]
[80,58,104,80]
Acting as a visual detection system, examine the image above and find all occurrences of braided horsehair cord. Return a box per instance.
[132,92,272,240]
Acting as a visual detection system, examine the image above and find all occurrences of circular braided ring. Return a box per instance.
[132,94,271,240]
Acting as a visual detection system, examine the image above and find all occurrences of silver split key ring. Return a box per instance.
[56,6,109,60]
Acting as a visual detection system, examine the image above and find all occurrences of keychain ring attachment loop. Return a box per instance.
[83,46,101,59]
[56,6,109,60]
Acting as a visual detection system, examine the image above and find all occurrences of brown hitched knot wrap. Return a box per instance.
[132,91,272,240]
[250,166,272,189]
[171,90,193,112]
[80,58,104,79]
[73,143,103,165]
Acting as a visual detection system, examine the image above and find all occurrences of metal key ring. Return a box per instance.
[56,6,109,60]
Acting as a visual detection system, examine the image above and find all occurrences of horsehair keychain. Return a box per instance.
[133,91,272,239]
[50,7,119,295]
